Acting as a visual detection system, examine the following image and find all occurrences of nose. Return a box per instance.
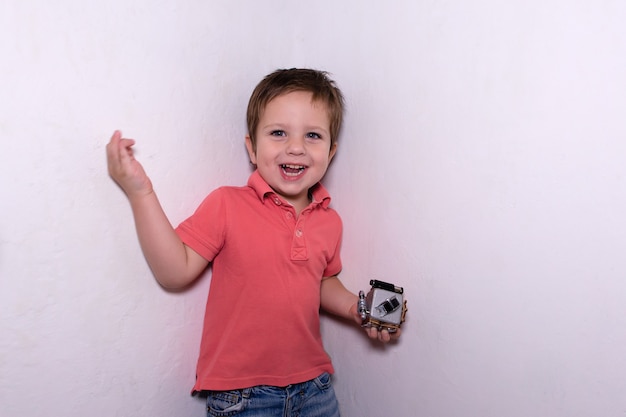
[286,136,305,155]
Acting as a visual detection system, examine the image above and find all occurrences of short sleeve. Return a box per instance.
[175,188,227,262]
[322,212,343,278]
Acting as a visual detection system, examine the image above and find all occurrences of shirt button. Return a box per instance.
[286,212,293,219]
[295,229,303,238]
[273,198,281,205]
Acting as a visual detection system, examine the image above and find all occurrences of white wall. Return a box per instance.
[320,3,626,416]
[1,1,625,416]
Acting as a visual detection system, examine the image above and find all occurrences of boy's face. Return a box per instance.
[245,90,337,211]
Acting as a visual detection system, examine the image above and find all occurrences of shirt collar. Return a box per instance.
[247,170,332,209]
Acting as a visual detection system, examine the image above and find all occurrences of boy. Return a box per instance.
[106,68,400,416]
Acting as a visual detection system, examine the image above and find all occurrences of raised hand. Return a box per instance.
[106,130,153,199]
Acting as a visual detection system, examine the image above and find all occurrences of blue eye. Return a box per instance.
[271,130,286,137]
[306,132,322,139]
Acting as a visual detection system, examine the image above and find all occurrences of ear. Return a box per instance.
[328,142,338,163]
[245,135,257,165]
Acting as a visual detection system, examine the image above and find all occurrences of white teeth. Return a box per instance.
[281,164,306,177]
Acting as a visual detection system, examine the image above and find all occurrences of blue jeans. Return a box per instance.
[205,373,341,417]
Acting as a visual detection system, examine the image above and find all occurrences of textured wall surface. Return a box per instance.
[1,1,626,416]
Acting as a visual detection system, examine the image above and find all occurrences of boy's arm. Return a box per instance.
[320,276,400,343]
[320,276,358,320]
[106,131,208,289]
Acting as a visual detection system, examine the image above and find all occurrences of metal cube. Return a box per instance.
[359,279,407,332]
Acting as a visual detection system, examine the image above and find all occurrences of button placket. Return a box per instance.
[291,215,308,260]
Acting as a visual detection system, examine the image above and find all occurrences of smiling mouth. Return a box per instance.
[281,164,306,177]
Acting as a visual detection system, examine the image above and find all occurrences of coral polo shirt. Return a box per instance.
[175,170,343,392]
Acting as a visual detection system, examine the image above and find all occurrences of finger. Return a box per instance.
[378,329,391,343]
[107,132,137,180]
[390,328,402,340]
[111,129,122,142]
[117,138,136,164]
[106,130,122,164]
[365,326,378,340]
[107,131,132,168]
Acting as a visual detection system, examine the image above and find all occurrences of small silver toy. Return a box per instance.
[358,279,407,332]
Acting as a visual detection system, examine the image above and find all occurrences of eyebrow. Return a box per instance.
[261,123,330,134]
